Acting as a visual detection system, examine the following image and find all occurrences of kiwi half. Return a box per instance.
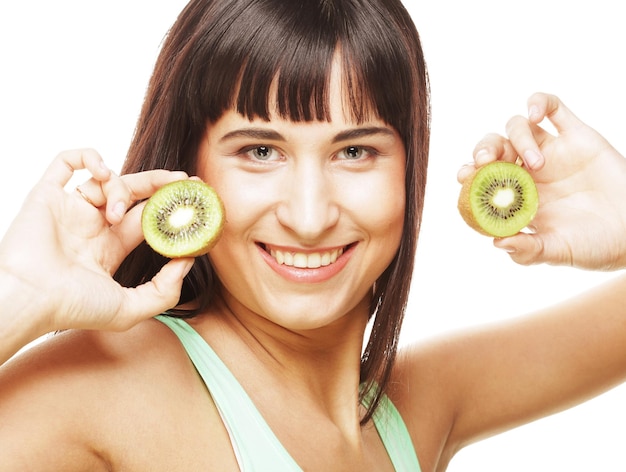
[458,161,538,237]
[141,180,225,258]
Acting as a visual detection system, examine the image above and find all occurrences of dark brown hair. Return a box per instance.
[115,0,430,423]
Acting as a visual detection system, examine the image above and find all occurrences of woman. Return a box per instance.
[1,0,626,470]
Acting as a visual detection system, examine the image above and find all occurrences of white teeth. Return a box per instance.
[269,247,345,268]
[275,250,284,265]
[307,252,321,268]
[283,252,294,266]
[293,253,308,268]
[321,252,331,266]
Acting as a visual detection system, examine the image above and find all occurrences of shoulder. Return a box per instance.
[0,317,227,470]
[1,317,189,390]
[0,317,187,427]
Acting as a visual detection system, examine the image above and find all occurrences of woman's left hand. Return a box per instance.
[460,92,626,270]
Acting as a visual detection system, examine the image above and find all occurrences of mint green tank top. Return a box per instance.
[156,315,421,471]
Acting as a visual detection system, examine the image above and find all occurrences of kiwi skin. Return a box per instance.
[141,180,225,258]
[458,161,538,238]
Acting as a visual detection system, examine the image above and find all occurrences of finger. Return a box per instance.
[76,169,189,203]
[120,170,190,201]
[457,163,476,183]
[114,258,194,330]
[493,233,545,266]
[110,201,147,254]
[473,133,519,166]
[74,185,98,207]
[504,116,546,171]
[105,170,190,224]
[78,170,190,225]
[41,148,111,187]
[527,92,584,133]
[458,133,519,183]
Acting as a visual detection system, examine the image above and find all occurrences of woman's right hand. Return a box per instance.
[0,149,194,352]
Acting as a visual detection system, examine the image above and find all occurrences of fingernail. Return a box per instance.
[475,149,491,166]
[457,165,475,182]
[528,105,541,121]
[500,246,516,254]
[112,201,126,219]
[523,149,543,169]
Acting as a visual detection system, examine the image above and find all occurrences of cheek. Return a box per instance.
[206,171,277,222]
[201,167,279,258]
[342,169,406,239]
[369,188,405,249]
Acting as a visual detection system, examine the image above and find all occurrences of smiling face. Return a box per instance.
[116,0,428,419]
[196,64,406,332]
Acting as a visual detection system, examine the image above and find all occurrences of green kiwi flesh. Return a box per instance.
[458,161,538,237]
[141,180,225,258]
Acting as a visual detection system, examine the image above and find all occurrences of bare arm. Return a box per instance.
[394,274,626,469]
[456,275,625,446]
[394,94,626,468]
[0,272,50,364]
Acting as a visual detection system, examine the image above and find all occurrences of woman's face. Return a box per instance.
[197,70,406,331]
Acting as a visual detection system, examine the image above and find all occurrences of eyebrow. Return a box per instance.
[219,126,396,143]
[219,128,284,142]
[331,127,396,143]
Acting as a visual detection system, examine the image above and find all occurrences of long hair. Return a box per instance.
[114,0,430,423]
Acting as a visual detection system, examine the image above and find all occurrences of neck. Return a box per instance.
[194,291,371,426]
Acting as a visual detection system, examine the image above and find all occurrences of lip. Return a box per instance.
[257,243,356,283]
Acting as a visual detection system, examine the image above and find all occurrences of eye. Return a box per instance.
[337,145,375,161]
[345,146,362,159]
[243,145,280,162]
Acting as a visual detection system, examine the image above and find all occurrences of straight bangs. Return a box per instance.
[188,0,415,136]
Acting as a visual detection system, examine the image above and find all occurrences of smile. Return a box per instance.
[264,245,346,269]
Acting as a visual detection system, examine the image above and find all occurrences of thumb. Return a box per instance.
[119,258,195,329]
[494,233,546,266]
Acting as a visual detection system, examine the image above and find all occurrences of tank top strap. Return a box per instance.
[156,315,302,471]
[363,386,423,471]
[156,314,421,471]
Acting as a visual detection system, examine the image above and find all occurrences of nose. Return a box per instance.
[275,160,340,241]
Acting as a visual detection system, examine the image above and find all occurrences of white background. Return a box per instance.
[1,1,625,470]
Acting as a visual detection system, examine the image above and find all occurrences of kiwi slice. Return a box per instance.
[458,161,538,237]
[141,180,225,258]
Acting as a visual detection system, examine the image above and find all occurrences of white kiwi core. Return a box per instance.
[168,206,196,228]
[492,188,515,209]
